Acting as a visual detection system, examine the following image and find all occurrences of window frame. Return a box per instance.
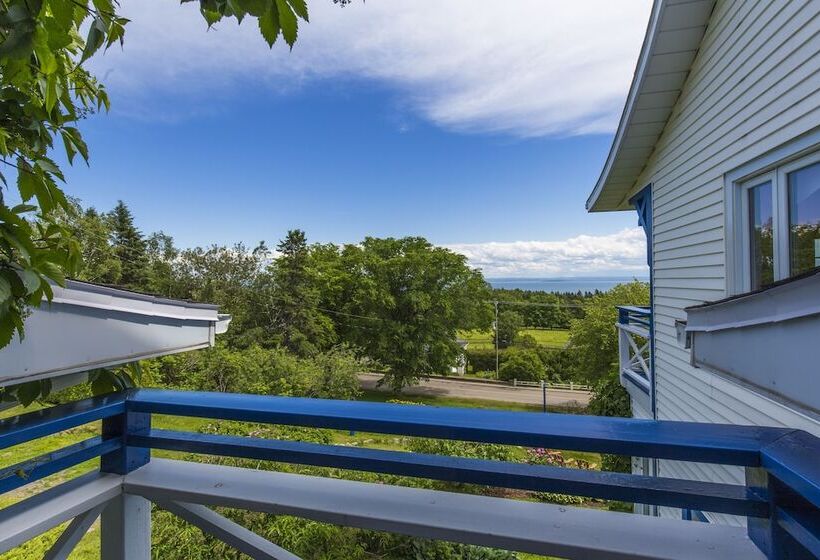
[725,134,820,296]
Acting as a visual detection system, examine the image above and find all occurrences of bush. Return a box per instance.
[407,437,518,462]
[465,348,502,373]
[588,374,632,473]
[568,281,649,382]
[536,347,582,383]
[154,343,362,400]
[498,348,543,382]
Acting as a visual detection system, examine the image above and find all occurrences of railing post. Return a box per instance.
[746,467,812,559]
[100,398,151,560]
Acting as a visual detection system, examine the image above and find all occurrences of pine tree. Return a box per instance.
[269,230,334,355]
[108,201,149,290]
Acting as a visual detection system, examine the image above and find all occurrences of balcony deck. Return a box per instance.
[0,388,817,559]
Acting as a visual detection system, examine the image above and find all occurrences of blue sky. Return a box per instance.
[55,0,653,277]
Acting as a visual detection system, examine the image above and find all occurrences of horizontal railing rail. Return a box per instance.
[0,388,817,559]
[127,389,785,466]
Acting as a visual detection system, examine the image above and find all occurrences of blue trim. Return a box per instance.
[622,370,651,395]
[133,429,769,517]
[126,389,786,466]
[630,184,657,422]
[761,431,820,510]
[0,393,125,450]
[100,409,151,475]
[0,437,120,495]
[776,505,820,557]
[0,389,818,558]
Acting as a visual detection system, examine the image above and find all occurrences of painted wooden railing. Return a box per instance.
[617,305,653,397]
[0,389,818,559]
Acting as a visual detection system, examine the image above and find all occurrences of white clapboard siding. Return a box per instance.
[627,0,820,525]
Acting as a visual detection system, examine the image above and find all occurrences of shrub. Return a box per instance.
[408,437,518,462]
[498,348,543,382]
[588,373,632,473]
[464,348,502,373]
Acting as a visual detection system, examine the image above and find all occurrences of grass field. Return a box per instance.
[0,391,598,559]
[458,328,570,350]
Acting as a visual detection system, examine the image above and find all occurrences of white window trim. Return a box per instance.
[725,131,820,295]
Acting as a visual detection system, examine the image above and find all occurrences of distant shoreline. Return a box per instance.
[488,276,648,293]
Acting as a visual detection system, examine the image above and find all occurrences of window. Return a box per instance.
[735,151,820,291]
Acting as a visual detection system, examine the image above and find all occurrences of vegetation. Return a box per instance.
[568,281,649,381]
[0,0,314,358]
[498,348,544,382]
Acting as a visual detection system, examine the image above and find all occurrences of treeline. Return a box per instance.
[489,288,587,329]
[62,200,493,390]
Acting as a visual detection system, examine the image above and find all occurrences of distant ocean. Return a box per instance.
[488,277,648,293]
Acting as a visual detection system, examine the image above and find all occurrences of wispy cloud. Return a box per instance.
[92,0,651,136]
[447,228,649,277]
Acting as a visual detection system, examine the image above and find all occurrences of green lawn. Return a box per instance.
[458,328,570,350]
[0,391,599,559]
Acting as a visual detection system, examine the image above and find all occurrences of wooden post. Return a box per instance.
[100,405,152,559]
[101,494,151,560]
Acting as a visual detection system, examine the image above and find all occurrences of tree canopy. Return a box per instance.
[0,0,311,349]
[568,280,649,380]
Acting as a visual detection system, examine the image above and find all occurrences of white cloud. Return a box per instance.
[92,0,651,136]
[447,228,649,277]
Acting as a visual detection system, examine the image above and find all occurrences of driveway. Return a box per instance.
[358,373,591,408]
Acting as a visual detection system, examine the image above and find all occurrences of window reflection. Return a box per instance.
[788,161,820,277]
[749,181,774,289]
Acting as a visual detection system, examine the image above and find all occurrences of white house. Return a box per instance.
[588,0,820,524]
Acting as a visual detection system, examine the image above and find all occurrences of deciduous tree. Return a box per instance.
[0,0,311,350]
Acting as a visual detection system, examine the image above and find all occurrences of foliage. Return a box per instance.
[407,437,518,462]
[498,347,543,382]
[568,280,649,381]
[587,374,632,473]
[464,347,502,373]
[490,288,586,329]
[0,0,311,354]
[494,309,522,348]
[107,200,147,289]
[537,346,581,383]
[253,229,335,355]
[156,343,362,400]
[322,237,493,390]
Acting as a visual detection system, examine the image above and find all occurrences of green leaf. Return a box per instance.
[49,0,76,28]
[16,161,38,202]
[33,26,58,74]
[81,17,106,62]
[258,7,280,47]
[200,8,221,27]
[15,382,42,407]
[0,308,15,348]
[15,268,41,294]
[0,276,11,304]
[286,0,308,22]
[275,0,297,47]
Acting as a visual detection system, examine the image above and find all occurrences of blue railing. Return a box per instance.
[0,388,818,558]
[617,305,652,330]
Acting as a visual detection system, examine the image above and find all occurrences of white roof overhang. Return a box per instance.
[0,280,231,388]
[586,0,715,212]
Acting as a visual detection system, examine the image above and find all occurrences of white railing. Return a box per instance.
[616,306,652,394]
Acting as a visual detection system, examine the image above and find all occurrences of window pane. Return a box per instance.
[788,161,820,277]
[749,181,774,289]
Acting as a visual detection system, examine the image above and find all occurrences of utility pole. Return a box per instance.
[494,300,499,379]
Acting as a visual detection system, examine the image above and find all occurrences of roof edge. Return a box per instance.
[586,0,665,213]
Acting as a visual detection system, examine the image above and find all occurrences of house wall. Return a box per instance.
[627,0,820,524]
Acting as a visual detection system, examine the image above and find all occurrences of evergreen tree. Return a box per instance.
[268,230,334,355]
[108,201,149,290]
[76,208,122,285]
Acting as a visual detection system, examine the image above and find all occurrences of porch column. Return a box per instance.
[101,494,151,560]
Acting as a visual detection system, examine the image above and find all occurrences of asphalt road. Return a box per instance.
[358,373,591,408]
